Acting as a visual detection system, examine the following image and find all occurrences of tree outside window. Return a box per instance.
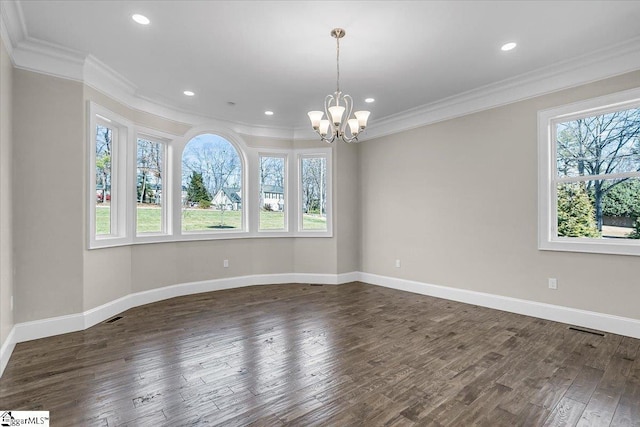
[95,124,112,236]
[136,138,164,234]
[555,106,640,240]
[259,155,285,230]
[301,156,327,231]
[182,134,242,231]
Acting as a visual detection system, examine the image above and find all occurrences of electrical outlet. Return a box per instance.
[548,278,558,290]
[223,259,229,268]
[395,259,401,268]
[10,296,13,311]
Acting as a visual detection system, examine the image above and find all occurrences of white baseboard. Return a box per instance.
[360,272,640,340]
[3,271,640,378]
[0,327,16,377]
[1,271,357,377]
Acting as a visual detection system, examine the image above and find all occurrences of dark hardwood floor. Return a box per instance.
[1,282,638,426]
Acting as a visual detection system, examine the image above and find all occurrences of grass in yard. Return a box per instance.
[137,206,162,233]
[96,205,111,235]
[260,211,285,230]
[182,209,242,231]
[302,214,327,230]
[97,205,327,233]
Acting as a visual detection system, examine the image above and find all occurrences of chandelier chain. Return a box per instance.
[336,31,341,94]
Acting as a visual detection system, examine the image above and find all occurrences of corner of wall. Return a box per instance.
[0,35,15,369]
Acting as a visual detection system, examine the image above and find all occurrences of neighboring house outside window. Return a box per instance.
[88,103,333,248]
[259,154,286,231]
[181,133,243,232]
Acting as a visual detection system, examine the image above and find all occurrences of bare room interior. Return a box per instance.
[1,1,640,425]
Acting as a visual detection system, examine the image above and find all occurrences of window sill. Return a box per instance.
[539,238,640,257]
[88,231,333,250]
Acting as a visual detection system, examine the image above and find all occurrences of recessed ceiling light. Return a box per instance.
[365,98,375,103]
[183,90,195,96]
[501,42,517,52]
[264,111,274,116]
[132,14,150,25]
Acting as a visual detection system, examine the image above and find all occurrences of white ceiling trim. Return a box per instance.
[0,16,12,60]
[11,36,86,82]
[332,35,640,141]
[3,0,640,142]
[84,55,138,99]
[0,0,25,59]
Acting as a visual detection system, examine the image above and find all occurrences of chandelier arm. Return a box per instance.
[322,133,336,144]
[324,93,337,135]
[312,128,335,144]
[342,94,354,137]
[340,133,359,144]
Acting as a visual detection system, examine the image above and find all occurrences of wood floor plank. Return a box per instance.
[577,347,636,426]
[543,397,587,427]
[1,282,638,426]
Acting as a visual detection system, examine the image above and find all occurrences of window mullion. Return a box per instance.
[555,170,640,184]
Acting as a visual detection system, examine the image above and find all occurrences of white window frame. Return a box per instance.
[297,148,333,237]
[87,104,334,248]
[134,131,172,240]
[176,131,248,238]
[538,87,640,256]
[257,151,289,233]
[88,103,132,249]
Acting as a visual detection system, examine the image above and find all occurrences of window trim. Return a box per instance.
[538,87,640,256]
[176,131,248,237]
[297,148,333,237]
[257,151,289,233]
[87,103,334,249]
[88,103,132,249]
[134,130,171,239]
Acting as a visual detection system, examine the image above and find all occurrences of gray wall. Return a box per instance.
[1,38,14,346]
[4,56,640,338]
[359,70,640,320]
[12,69,85,322]
[8,69,359,322]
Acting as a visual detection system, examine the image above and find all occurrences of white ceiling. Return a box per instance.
[5,1,640,135]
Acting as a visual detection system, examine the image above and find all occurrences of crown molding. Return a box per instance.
[0,0,24,59]
[11,36,86,81]
[3,0,640,141]
[0,18,12,60]
[131,93,296,140]
[362,36,640,140]
[83,55,137,99]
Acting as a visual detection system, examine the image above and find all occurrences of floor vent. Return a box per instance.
[310,284,323,287]
[105,316,123,324]
[569,326,605,336]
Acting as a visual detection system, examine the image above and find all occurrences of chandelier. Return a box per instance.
[307,28,370,144]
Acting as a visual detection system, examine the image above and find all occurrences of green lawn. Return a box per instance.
[301,214,327,230]
[96,205,326,234]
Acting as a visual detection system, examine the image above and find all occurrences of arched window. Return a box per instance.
[181,134,243,232]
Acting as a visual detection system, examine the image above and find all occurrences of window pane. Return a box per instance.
[137,138,163,233]
[181,134,242,231]
[259,156,285,230]
[557,177,640,240]
[95,124,112,235]
[301,157,327,231]
[556,107,640,178]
